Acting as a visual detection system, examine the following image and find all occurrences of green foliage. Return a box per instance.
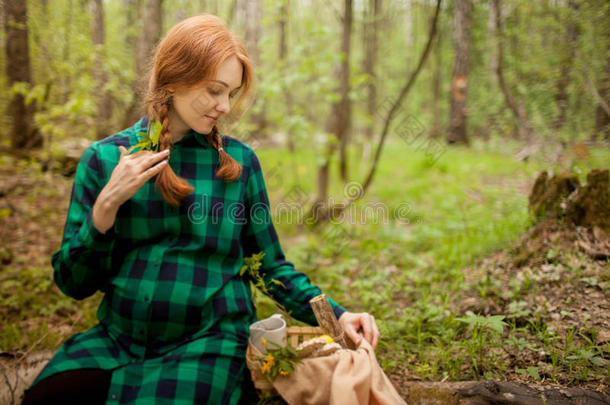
[239,252,289,320]
[256,340,303,380]
[240,252,285,296]
[128,120,162,153]
[457,313,508,335]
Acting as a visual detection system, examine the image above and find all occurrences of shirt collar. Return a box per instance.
[137,116,210,149]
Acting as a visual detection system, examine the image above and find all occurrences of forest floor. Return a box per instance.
[388,239,609,396]
[0,142,608,401]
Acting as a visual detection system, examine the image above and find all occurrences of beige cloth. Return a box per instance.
[272,339,407,405]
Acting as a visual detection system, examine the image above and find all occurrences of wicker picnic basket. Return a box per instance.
[246,295,356,396]
[246,325,324,392]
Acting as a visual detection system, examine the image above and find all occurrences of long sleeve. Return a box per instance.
[52,142,116,300]
[241,150,347,325]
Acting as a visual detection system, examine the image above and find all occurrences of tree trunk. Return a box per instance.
[122,0,163,128]
[124,0,142,52]
[91,0,112,140]
[487,0,498,80]
[5,0,41,149]
[431,14,443,138]
[61,0,75,102]
[314,0,353,210]
[245,0,267,135]
[492,0,533,141]
[225,0,239,27]
[338,0,353,182]
[594,30,610,141]
[244,0,261,68]
[447,0,472,144]
[363,0,380,147]
[552,0,579,132]
[278,0,295,153]
[332,0,353,182]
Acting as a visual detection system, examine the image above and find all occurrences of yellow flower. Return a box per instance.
[261,361,271,374]
[279,370,290,376]
[265,353,275,367]
[261,338,267,346]
[319,334,334,344]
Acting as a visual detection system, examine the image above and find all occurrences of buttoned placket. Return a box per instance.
[135,247,164,342]
[126,123,213,346]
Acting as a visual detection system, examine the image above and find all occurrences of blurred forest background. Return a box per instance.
[1,0,609,399]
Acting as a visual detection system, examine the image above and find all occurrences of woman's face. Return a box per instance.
[169,55,243,139]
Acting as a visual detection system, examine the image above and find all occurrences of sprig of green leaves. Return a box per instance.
[256,341,303,380]
[240,252,290,318]
[128,119,162,153]
[240,252,286,296]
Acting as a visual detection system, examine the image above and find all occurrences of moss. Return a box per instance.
[528,171,579,221]
[403,383,461,405]
[565,169,610,232]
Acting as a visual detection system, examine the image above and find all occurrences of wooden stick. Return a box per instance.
[309,294,357,349]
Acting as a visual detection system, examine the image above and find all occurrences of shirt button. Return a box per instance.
[144,296,149,301]
[153,261,159,266]
[111,394,117,400]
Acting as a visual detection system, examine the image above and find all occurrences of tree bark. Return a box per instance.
[245,0,267,135]
[398,380,609,405]
[244,0,261,68]
[309,295,356,350]
[314,0,353,212]
[431,13,443,138]
[363,0,381,145]
[552,0,579,132]
[338,0,353,182]
[122,0,163,128]
[594,29,610,141]
[492,0,533,141]
[124,0,142,52]
[91,0,112,140]
[278,0,295,152]
[447,0,472,144]
[4,0,41,149]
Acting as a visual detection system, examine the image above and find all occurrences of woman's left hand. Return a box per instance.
[338,311,380,350]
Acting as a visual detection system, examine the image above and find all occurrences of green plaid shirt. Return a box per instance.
[30,117,346,403]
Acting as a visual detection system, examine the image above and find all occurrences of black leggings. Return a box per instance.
[22,368,112,405]
[22,368,259,404]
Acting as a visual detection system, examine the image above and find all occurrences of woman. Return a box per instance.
[23,14,379,404]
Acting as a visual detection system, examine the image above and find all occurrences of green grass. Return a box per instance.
[255,139,609,385]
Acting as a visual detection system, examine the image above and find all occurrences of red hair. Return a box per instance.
[144,14,254,207]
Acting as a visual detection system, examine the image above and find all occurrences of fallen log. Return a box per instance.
[0,350,54,405]
[401,380,609,405]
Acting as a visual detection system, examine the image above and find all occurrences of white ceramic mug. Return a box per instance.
[249,314,287,354]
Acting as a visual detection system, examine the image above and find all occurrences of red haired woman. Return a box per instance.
[23,14,379,404]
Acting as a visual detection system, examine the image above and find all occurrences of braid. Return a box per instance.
[153,92,195,207]
[208,126,242,182]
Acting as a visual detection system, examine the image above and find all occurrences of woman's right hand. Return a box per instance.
[92,146,170,233]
